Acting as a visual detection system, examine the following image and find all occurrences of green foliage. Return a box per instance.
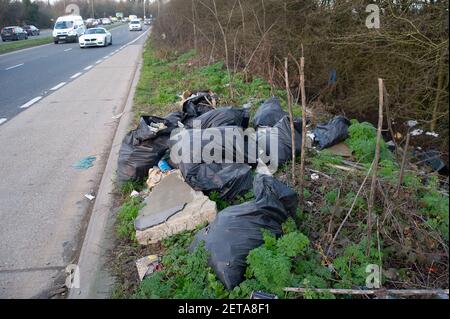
[135,238,228,299]
[332,238,382,288]
[116,197,144,241]
[208,191,230,211]
[419,180,449,241]
[346,120,393,164]
[120,179,145,197]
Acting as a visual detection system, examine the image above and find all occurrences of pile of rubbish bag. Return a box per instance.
[117,92,357,290]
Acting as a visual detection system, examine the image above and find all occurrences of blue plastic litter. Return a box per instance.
[73,156,96,169]
[157,159,172,172]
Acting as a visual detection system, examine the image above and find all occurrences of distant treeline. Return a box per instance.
[151,0,449,149]
[0,0,159,29]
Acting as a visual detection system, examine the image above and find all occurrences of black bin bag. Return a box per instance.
[182,92,215,118]
[313,116,350,150]
[257,116,302,167]
[117,116,178,185]
[253,96,288,127]
[179,162,253,201]
[185,107,249,129]
[191,174,298,290]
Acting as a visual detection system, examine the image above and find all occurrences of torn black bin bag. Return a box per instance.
[182,92,215,118]
[179,162,253,200]
[191,174,298,290]
[185,107,250,129]
[164,111,185,127]
[257,116,302,167]
[253,96,288,127]
[313,116,351,150]
[117,116,176,185]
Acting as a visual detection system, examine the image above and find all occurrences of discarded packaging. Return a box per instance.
[135,170,217,245]
[73,156,96,169]
[84,193,95,201]
[136,255,161,281]
[191,174,298,290]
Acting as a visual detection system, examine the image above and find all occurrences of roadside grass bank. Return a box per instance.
[110,39,449,299]
[0,36,52,55]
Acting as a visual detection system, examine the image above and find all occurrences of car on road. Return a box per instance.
[144,18,152,25]
[23,25,40,36]
[129,19,142,31]
[85,18,99,29]
[101,18,112,25]
[79,27,112,48]
[1,26,28,41]
[53,15,85,44]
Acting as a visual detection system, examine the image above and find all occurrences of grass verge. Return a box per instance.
[0,36,53,55]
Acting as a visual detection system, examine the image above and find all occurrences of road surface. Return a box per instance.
[0,24,150,298]
[0,24,146,123]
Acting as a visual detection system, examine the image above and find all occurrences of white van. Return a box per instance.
[53,15,85,44]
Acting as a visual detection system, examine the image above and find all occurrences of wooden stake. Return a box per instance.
[367,78,384,256]
[395,130,411,196]
[284,57,296,185]
[298,53,307,211]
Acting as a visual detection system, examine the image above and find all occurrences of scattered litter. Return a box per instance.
[84,193,95,201]
[135,255,162,281]
[112,112,124,120]
[306,201,314,207]
[406,120,418,127]
[191,174,297,289]
[130,190,140,197]
[157,159,172,172]
[425,131,439,137]
[251,291,279,299]
[394,132,403,140]
[73,156,96,169]
[310,173,320,180]
[184,107,249,129]
[414,149,448,173]
[386,140,396,147]
[135,170,217,245]
[146,167,173,191]
[313,116,350,150]
[411,129,424,136]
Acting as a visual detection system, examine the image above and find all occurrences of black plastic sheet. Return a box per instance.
[253,97,287,127]
[313,116,350,150]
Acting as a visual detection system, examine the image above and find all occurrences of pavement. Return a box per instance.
[0,25,150,298]
[0,24,149,123]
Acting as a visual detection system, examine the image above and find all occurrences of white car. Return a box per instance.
[129,19,142,31]
[101,18,112,25]
[79,27,112,48]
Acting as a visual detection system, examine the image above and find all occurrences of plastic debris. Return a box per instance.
[130,190,140,197]
[157,159,172,172]
[84,193,95,201]
[406,120,418,127]
[311,173,320,180]
[73,156,96,169]
[411,129,423,136]
[425,131,439,137]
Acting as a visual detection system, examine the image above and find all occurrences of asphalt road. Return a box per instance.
[0,24,150,298]
[0,24,149,124]
[0,29,53,45]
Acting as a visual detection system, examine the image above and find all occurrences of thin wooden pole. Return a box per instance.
[284,57,296,185]
[298,53,307,211]
[367,78,384,256]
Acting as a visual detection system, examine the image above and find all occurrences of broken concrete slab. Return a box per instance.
[135,170,217,245]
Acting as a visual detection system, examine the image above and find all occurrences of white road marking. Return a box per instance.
[95,60,102,64]
[64,48,72,52]
[0,118,7,125]
[84,65,93,71]
[5,63,24,70]
[20,96,42,109]
[70,72,82,79]
[50,82,66,90]
[103,55,109,59]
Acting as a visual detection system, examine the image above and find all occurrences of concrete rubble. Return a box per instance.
[135,170,217,245]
